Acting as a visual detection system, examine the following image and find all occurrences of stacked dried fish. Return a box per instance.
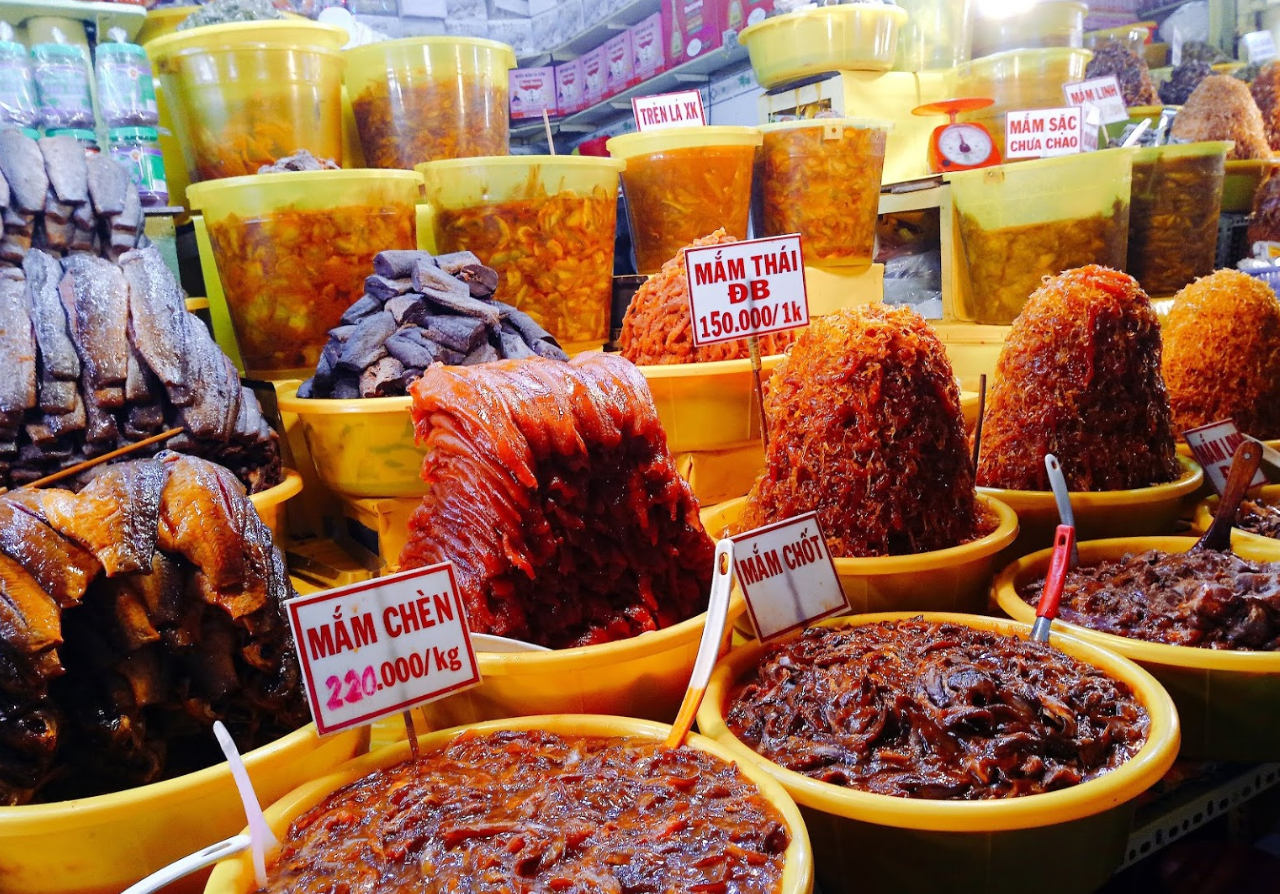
[0,128,281,492]
[298,249,568,400]
[0,453,307,805]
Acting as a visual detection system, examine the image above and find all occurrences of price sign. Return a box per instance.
[684,234,809,347]
[1063,76,1128,124]
[1244,30,1278,64]
[632,90,706,131]
[1005,107,1088,160]
[730,512,849,642]
[1184,419,1268,496]
[286,563,481,735]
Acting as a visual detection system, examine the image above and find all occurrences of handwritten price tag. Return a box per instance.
[1005,107,1088,160]
[286,563,481,735]
[730,512,848,642]
[632,89,705,131]
[1063,75,1128,124]
[684,234,809,347]
[1184,419,1268,496]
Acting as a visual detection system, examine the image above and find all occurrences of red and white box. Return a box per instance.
[631,13,665,81]
[661,0,724,66]
[509,67,558,119]
[555,58,584,115]
[603,31,637,95]
[580,45,609,106]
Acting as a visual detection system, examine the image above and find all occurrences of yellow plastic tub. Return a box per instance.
[0,724,367,894]
[994,536,1280,760]
[979,455,1203,557]
[187,169,421,379]
[959,47,1092,157]
[1192,484,1280,551]
[697,612,1179,894]
[1084,22,1151,55]
[640,354,785,453]
[420,156,624,354]
[700,495,1019,615]
[893,0,974,71]
[973,0,1087,57]
[608,127,762,275]
[1222,158,1280,213]
[345,37,515,169]
[146,21,347,182]
[946,151,1131,324]
[738,4,908,88]
[135,5,197,46]
[205,715,813,894]
[276,382,424,499]
[248,468,303,541]
[756,118,891,266]
[417,596,745,727]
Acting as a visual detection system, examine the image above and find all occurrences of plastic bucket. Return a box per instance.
[420,156,624,354]
[738,4,908,88]
[187,169,421,379]
[973,1,1087,57]
[344,37,515,169]
[608,126,762,274]
[146,21,347,182]
[247,468,303,541]
[894,0,974,71]
[641,353,785,452]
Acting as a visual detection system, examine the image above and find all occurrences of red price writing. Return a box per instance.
[323,645,465,711]
[697,299,805,341]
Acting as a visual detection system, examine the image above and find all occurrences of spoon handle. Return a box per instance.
[1198,441,1262,552]
[119,835,251,894]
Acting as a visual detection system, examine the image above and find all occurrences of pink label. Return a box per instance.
[509,67,558,119]
[604,31,636,94]
[632,13,664,80]
[580,46,608,106]
[555,58,584,114]
[1184,419,1269,495]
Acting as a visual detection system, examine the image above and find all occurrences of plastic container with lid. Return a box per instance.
[96,30,160,127]
[756,118,892,266]
[420,155,623,354]
[608,126,762,275]
[145,21,347,182]
[738,4,908,89]
[45,127,98,153]
[187,169,421,379]
[345,37,516,169]
[958,47,1092,157]
[31,39,95,130]
[1084,22,1152,56]
[973,0,1087,57]
[108,126,169,207]
[946,151,1133,325]
[0,25,39,129]
[1128,141,1231,297]
[697,611,1179,894]
[894,0,974,71]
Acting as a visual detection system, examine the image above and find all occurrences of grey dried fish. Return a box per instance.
[462,343,500,366]
[374,250,433,280]
[455,264,499,298]
[0,129,48,213]
[86,154,129,216]
[434,251,483,275]
[359,356,404,398]
[339,294,382,326]
[39,134,89,205]
[23,249,80,382]
[383,332,438,370]
[385,294,425,325]
[412,259,468,298]
[337,311,395,371]
[327,324,356,342]
[423,289,501,326]
[498,330,536,360]
[0,270,36,421]
[415,314,488,353]
[364,275,414,301]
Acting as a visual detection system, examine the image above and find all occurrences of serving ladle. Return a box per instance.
[1196,441,1262,553]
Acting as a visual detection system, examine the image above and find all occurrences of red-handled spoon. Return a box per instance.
[1031,524,1075,644]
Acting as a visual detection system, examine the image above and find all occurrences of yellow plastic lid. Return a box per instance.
[418,155,624,175]
[739,3,908,44]
[1131,140,1234,164]
[759,116,895,134]
[145,20,348,63]
[186,168,423,211]
[344,35,516,68]
[607,126,763,159]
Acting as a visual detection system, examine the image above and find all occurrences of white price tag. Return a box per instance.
[731,512,848,642]
[1004,107,1088,160]
[287,563,481,735]
[1183,419,1268,496]
[1244,30,1278,64]
[684,234,809,347]
[1063,76,1128,124]
[632,90,706,131]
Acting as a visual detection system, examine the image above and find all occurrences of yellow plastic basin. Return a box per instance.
[187,169,421,379]
[739,4,908,88]
[700,494,1019,615]
[247,468,303,541]
[1222,159,1280,213]
[994,535,1280,760]
[276,382,424,499]
[206,715,812,894]
[1192,483,1280,552]
[416,596,745,728]
[697,612,1179,894]
[640,354,785,453]
[419,156,624,354]
[146,21,347,183]
[0,724,367,894]
[978,455,1203,557]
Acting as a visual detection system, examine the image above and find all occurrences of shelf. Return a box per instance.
[0,0,146,41]
[555,0,660,61]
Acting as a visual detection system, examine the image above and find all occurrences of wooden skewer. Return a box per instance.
[0,426,184,496]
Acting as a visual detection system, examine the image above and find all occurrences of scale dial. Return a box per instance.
[937,123,996,168]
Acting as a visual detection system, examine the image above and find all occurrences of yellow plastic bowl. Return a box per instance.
[417,596,745,728]
[994,535,1280,760]
[639,354,785,453]
[206,714,811,894]
[700,494,1019,615]
[697,612,1179,894]
[978,455,1203,557]
[1193,484,1280,551]
[0,724,367,894]
[247,468,303,541]
[739,4,908,88]
[1223,158,1280,213]
[276,382,424,499]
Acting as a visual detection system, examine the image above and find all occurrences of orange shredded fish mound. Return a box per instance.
[740,305,982,558]
[618,229,795,365]
[1163,269,1280,439]
[977,265,1181,491]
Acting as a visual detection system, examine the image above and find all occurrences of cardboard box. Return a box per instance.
[603,31,637,94]
[661,0,724,66]
[724,0,771,34]
[631,12,665,81]
[580,45,609,106]
[509,67,558,119]
[555,58,584,115]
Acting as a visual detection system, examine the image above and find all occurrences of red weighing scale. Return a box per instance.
[913,98,1002,173]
